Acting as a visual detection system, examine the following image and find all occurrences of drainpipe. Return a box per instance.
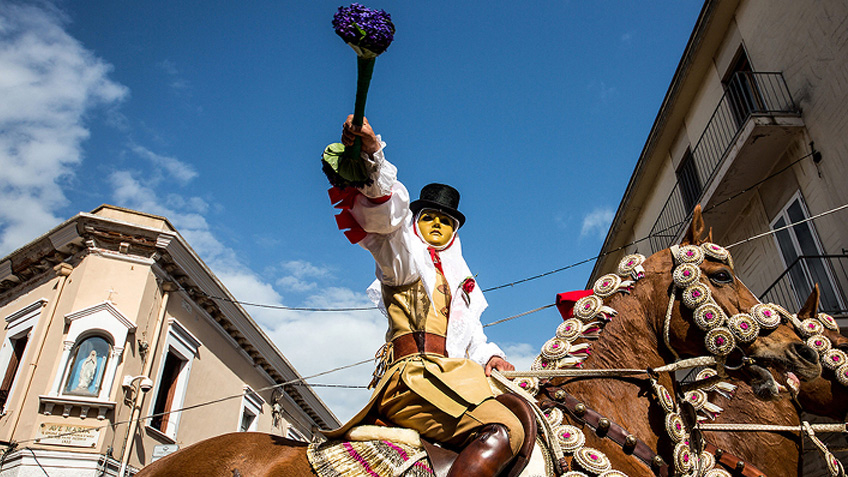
[8,263,73,438]
[118,281,174,477]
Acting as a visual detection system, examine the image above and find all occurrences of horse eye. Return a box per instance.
[709,269,733,285]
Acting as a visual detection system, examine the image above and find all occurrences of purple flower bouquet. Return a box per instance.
[322,3,395,188]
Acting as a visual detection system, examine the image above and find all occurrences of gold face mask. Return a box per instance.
[417,209,456,247]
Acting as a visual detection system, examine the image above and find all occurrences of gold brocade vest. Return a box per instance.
[324,275,495,440]
[380,275,493,418]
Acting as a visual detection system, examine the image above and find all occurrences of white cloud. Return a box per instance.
[500,342,540,373]
[0,2,128,254]
[0,2,540,426]
[276,260,333,293]
[580,207,614,239]
[130,144,198,184]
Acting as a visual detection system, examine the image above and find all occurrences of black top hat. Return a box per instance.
[410,183,466,228]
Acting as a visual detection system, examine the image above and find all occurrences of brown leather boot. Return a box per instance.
[446,424,515,477]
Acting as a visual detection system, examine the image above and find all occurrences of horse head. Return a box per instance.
[629,205,821,400]
[788,285,848,420]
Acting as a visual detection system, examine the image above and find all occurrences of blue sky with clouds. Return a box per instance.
[0,1,703,421]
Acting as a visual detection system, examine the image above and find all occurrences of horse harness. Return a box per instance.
[538,383,767,477]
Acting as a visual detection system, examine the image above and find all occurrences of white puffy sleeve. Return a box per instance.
[466,319,506,366]
[348,141,417,287]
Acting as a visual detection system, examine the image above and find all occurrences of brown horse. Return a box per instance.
[790,285,848,420]
[534,207,821,477]
[137,208,820,477]
[695,286,847,477]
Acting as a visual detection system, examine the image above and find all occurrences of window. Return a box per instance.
[676,148,702,212]
[62,335,111,397]
[723,47,763,127]
[0,300,45,412]
[150,351,187,433]
[771,193,844,313]
[238,386,264,432]
[147,319,200,439]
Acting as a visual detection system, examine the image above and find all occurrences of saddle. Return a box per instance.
[421,393,538,477]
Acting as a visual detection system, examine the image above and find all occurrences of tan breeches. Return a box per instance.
[376,370,524,455]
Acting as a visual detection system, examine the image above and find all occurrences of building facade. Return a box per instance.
[590,0,848,324]
[589,1,848,474]
[0,205,338,475]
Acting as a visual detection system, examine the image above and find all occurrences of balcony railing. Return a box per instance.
[649,72,799,253]
[759,254,848,318]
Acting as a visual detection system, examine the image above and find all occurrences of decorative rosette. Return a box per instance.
[542,337,571,360]
[807,334,832,354]
[676,245,705,265]
[617,254,646,280]
[673,263,702,288]
[695,368,719,392]
[574,447,612,474]
[531,355,557,371]
[799,318,824,337]
[822,348,847,370]
[654,383,676,414]
[693,303,726,331]
[836,364,848,387]
[593,274,626,297]
[769,302,795,322]
[701,242,730,263]
[684,390,708,411]
[557,319,583,341]
[705,327,736,355]
[698,450,716,471]
[817,312,840,331]
[704,468,732,477]
[750,303,781,329]
[563,472,590,477]
[543,407,564,427]
[727,313,760,343]
[574,295,604,321]
[682,283,711,309]
[672,263,701,288]
[554,424,586,452]
[665,413,688,442]
[514,376,539,395]
[673,442,695,474]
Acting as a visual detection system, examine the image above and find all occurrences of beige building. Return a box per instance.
[589,1,847,474]
[0,205,338,476]
[590,0,847,324]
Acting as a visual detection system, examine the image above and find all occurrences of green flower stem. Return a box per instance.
[347,56,376,162]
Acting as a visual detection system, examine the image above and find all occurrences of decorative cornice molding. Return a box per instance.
[64,301,137,333]
[48,222,81,253]
[6,299,48,327]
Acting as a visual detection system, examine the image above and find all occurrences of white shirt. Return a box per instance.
[349,139,505,366]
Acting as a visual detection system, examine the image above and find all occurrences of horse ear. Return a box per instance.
[707,227,714,243]
[682,204,706,245]
[798,284,821,318]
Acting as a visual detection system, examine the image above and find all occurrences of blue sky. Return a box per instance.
[0,1,703,421]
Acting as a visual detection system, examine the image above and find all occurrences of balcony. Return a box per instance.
[649,72,803,253]
[759,254,848,319]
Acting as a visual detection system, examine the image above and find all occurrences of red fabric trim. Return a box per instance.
[555,290,594,320]
[344,229,367,244]
[334,209,359,230]
[328,187,366,244]
[368,193,392,204]
[428,247,445,275]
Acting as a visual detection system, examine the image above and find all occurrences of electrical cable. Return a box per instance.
[187,149,822,309]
